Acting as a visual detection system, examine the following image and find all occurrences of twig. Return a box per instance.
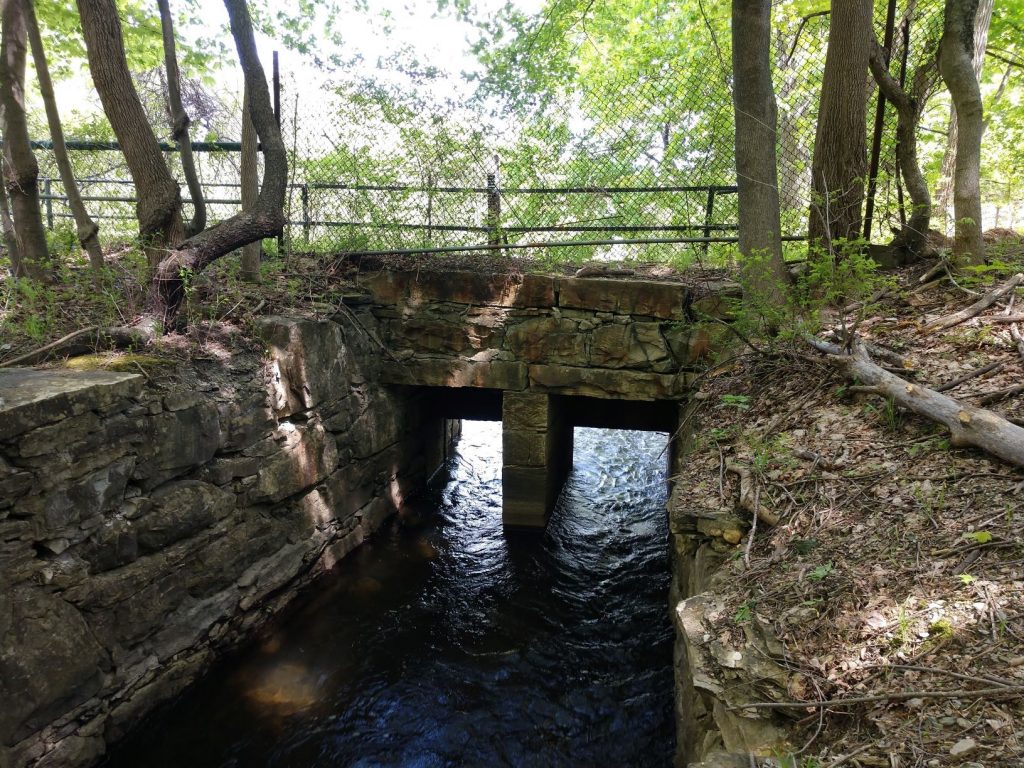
[934,360,1004,392]
[923,273,1023,332]
[0,326,100,367]
[726,461,780,526]
[731,684,1024,710]
[977,384,1024,406]
[886,663,1015,689]
[744,484,759,568]
[918,258,950,284]
[990,314,1024,323]
[1010,323,1024,362]
[829,744,875,767]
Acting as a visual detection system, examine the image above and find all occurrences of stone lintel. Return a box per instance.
[379,358,528,390]
[0,368,144,441]
[359,270,556,308]
[528,364,691,400]
[558,278,690,319]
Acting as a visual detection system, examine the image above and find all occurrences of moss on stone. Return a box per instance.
[64,353,176,372]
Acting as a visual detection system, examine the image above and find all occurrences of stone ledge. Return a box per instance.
[358,270,556,308]
[380,357,528,390]
[528,364,691,400]
[558,277,690,319]
[0,369,143,441]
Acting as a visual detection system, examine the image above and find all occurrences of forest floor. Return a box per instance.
[2,235,1024,766]
[676,232,1024,767]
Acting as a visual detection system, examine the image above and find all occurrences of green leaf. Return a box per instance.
[808,562,833,582]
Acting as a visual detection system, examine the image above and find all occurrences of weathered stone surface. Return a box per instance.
[16,458,134,535]
[361,270,556,308]
[589,322,671,369]
[135,481,235,554]
[385,315,475,355]
[0,369,143,441]
[81,518,139,573]
[133,405,222,490]
[0,589,108,746]
[558,278,688,319]
[505,317,586,364]
[380,358,528,390]
[250,423,338,504]
[218,394,275,452]
[258,316,352,418]
[503,429,549,466]
[528,364,689,400]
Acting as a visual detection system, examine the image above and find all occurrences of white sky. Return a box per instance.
[48,0,544,126]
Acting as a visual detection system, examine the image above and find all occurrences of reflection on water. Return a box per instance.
[101,422,673,767]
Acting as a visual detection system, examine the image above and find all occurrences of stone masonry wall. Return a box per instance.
[352,269,738,400]
[0,315,454,768]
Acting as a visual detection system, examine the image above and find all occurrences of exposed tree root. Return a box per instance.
[808,335,1024,469]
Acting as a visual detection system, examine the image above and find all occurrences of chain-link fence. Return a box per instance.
[31,0,966,266]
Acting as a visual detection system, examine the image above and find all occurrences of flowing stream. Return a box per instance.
[101,421,673,767]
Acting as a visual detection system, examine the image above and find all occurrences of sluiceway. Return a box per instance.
[100,422,674,767]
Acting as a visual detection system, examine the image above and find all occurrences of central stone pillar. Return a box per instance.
[501,392,573,528]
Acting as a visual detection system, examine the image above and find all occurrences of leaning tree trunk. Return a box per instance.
[0,0,51,281]
[76,0,184,268]
[808,0,874,256]
[25,0,103,271]
[239,84,260,282]
[935,0,992,231]
[867,39,931,260]
[148,0,286,321]
[732,0,791,316]
[157,0,205,238]
[938,0,985,265]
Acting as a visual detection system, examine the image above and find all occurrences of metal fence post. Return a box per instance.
[701,187,716,256]
[43,178,53,230]
[301,184,310,243]
[426,171,434,247]
[486,172,500,246]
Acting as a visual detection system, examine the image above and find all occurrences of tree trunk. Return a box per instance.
[76,0,184,268]
[0,153,21,269]
[867,39,930,260]
[24,0,103,271]
[0,0,51,280]
[149,0,285,320]
[935,0,992,231]
[239,84,260,282]
[808,0,874,255]
[731,0,790,315]
[938,0,985,265]
[157,0,205,238]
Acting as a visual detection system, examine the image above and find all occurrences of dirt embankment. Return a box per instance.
[677,251,1024,766]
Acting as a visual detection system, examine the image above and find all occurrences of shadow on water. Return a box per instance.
[101,422,674,768]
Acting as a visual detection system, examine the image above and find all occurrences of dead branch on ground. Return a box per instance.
[923,273,1023,332]
[807,336,1024,470]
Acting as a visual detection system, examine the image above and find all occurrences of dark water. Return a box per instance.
[102,422,673,768]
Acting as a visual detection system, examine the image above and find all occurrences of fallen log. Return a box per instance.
[807,336,1024,470]
[923,273,1023,332]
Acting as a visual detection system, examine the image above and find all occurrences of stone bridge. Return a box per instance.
[347,268,737,527]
